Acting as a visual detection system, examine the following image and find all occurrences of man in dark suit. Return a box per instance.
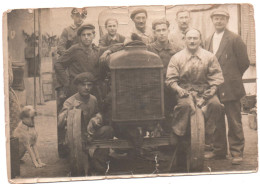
[204,9,250,165]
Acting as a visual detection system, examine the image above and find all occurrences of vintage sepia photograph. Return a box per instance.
[2,2,257,183]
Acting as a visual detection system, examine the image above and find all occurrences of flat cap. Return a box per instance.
[130,8,147,20]
[73,72,95,85]
[152,18,170,30]
[77,24,95,36]
[210,8,230,18]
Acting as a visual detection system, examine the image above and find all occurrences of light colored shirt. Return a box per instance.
[212,31,224,54]
[166,47,224,92]
[169,27,189,51]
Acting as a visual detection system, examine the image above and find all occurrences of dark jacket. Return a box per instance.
[98,33,125,52]
[205,29,250,102]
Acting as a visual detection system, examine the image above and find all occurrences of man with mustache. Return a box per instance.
[204,9,250,165]
[124,8,154,44]
[58,72,114,175]
[166,29,224,150]
[169,9,191,51]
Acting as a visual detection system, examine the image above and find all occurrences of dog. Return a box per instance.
[13,105,46,168]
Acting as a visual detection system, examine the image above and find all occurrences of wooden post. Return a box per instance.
[33,9,37,110]
[38,9,44,105]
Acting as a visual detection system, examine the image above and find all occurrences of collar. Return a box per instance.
[22,120,35,128]
[213,30,225,37]
[153,40,172,51]
[133,26,150,37]
[185,47,203,61]
[175,27,190,35]
[107,33,120,42]
[78,43,98,52]
[73,93,90,105]
[70,23,82,30]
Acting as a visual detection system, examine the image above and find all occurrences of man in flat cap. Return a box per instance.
[55,24,111,109]
[124,8,154,44]
[147,19,179,132]
[204,8,250,165]
[169,9,192,51]
[58,72,114,175]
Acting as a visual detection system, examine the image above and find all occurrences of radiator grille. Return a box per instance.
[112,68,164,122]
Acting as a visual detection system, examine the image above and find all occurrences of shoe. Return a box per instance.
[205,144,213,152]
[231,157,243,165]
[204,152,226,160]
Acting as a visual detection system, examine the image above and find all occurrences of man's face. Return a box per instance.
[71,14,84,26]
[106,20,118,36]
[176,11,191,30]
[133,13,147,30]
[154,24,169,43]
[185,30,201,52]
[211,15,229,32]
[80,29,95,47]
[77,81,93,97]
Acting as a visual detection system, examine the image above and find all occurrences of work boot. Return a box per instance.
[204,152,226,160]
[231,157,243,165]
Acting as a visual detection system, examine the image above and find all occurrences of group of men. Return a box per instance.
[54,7,250,175]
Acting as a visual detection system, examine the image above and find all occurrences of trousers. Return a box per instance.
[222,100,244,157]
[172,94,223,137]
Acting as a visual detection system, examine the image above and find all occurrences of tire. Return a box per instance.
[186,107,205,172]
[67,108,88,176]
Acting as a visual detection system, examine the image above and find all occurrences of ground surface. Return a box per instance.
[17,100,258,179]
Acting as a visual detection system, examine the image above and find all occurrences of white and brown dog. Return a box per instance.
[13,106,46,168]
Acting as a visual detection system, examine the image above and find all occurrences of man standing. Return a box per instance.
[55,24,101,100]
[99,18,125,51]
[147,19,179,132]
[169,9,191,51]
[166,29,224,144]
[205,9,250,165]
[125,8,154,44]
[57,8,88,56]
[58,72,114,175]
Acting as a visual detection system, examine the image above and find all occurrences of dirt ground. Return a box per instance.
[17,100,258,179]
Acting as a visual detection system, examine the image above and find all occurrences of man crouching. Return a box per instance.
[58,72,114,175]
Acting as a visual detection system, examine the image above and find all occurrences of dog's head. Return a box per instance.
[20,105,37,127]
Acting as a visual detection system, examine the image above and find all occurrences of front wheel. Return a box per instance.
[186,107,205,172]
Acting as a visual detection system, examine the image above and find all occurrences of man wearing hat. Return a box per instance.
[57,8,88,56]
[55,24,111,108]
[124,8,154,44]
[58,72,114,175]
[204,8,250,165]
